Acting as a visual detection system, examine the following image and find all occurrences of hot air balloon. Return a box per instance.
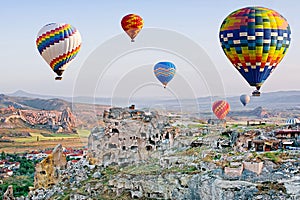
[36,23,82,80]
[240,94,250,106]
[212,100,230,120]
[153,61,176,88]
[285,118,300,126]
[121,14,144,42]
[219,7,291,96]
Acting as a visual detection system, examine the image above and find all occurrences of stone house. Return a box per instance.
[252,139,280,151]
[224,162,243,177]
[275,130,300,139]
[243,161,264,175]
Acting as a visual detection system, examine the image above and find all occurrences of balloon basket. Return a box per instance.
[252,90,260,97]
[131,39,135,42]
[55,76,62,81]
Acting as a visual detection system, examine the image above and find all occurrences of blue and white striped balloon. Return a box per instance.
[153,61,176,88]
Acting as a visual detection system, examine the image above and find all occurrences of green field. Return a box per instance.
[0,128,90,153]
[12,129,90,143]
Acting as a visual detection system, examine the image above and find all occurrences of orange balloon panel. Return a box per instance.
[121,14,144,41]
[219,7,291,90]
[212,100,230,120]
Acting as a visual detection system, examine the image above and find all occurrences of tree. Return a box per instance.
[1,151,6,160]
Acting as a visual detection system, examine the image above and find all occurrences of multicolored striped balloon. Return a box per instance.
[212,100,230,120]
[219,7,291,92]
[121,14,144,42]
[36,23,82,80]
[153,61,176,88]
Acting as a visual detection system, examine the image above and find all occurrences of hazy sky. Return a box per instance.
[0,0,299,99]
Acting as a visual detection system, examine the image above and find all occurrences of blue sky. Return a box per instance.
[0,0,299,98]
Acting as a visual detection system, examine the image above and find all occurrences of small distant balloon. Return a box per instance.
[121,14,144,42]
[212,100,230,120]
[36,23,82,80]
[153,61,176,88]
[240,94,250,106]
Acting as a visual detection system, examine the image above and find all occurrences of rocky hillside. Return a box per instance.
[7,107,299,200]
[0,94,110,130]
[0,106,77,133]
[14,146,300,200]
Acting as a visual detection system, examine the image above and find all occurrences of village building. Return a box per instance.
[252,138,280,151]
[275,129,300,139]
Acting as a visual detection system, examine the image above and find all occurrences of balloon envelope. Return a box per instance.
[121,14,144,42]
[36,23,82,80]
[240,94,250,106]
[219,7,291,91]
[212,100,230,120]
[153,62,176,88]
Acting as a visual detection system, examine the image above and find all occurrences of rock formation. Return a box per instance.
[24,154,300,200]
[34,144,67,189]
[88,107,180,166]
[58,107,76,133]
[0,106,76,132]
[3,185,15,200]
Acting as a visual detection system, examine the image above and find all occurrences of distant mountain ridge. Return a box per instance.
[0,93,70,111]
[5,90,300,111]
[8,90,111,105]
[9,90,57,99]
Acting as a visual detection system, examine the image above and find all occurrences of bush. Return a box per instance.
[213,154,221,160]
[262,152,281,163]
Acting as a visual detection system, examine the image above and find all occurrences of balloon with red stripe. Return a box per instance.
[219,7,291,96]
[121,14,144,42]
[153,61,176,88]
[36,23,82,80]
[212,100,230,119]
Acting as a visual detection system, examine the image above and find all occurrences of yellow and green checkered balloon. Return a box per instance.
[219,7,291,91]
